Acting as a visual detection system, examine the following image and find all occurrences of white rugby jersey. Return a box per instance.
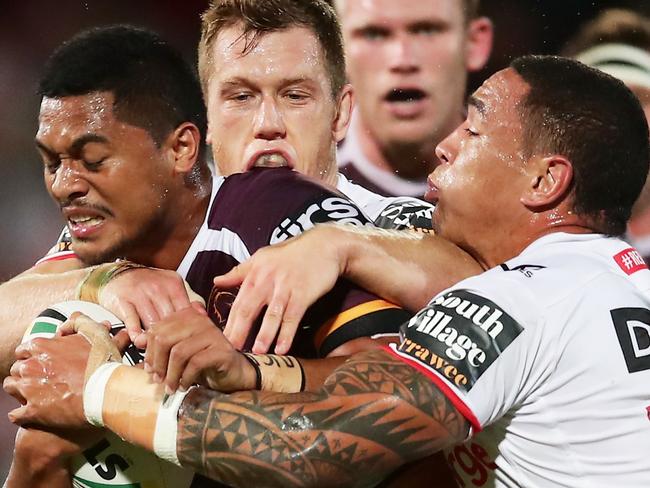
[389,232,650,487]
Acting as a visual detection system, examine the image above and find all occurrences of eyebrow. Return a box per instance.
[467,95,486,116]
[35,133,110,157]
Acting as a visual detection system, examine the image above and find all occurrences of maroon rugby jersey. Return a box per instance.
[42,167,409,356]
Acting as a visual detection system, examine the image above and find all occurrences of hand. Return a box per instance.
[145,303,256,393]
[98,267,205,348]
[214,226,344,355]
[4,315,130,429]
[4,334,91,429]
[5,426,104,488]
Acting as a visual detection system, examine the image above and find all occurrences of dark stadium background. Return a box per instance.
[1,0,648,480]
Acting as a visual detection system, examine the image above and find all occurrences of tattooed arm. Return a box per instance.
[176,349,468,487]
[6,338,467,488]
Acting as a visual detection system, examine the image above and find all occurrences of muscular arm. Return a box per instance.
[333,225,482,312]
[0,259,85,377]
[176,349,467,487]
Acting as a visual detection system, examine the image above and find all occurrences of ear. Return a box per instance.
[332,83,354,143]
[465,17,493,72]
[170,122,202,175]
[521,155,573,209]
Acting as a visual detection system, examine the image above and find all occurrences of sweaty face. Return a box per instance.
[339,0,469,148]
[36,92,175,264]
[205,25,342,184]
[428,69,531,252]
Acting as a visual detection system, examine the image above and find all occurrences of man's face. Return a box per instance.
[428,69,531,251]
[205,25,345,183]
[339,0,474,148]
[36,92,175,264]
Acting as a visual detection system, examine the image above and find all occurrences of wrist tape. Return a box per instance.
[83,363,189,466]
[243,353,305,393]
[77,261,145,303]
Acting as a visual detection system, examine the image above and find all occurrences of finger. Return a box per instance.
[152,295,175,320]
[166,339,211,393]
[8,405,30,426]
[57,312,83,336]
[112,329,131,354]
[213,262,249,289]
[9,359,25,378]
[251,289,289,354]
[191,301,208,316]
[273,298,308,355]
[121,303,144,343]
[14,343,34,360]
[223,280,267,350]
[135,298,161,328]
[179,348,220,391]
[3,377,26,405]
[170,280,192,312]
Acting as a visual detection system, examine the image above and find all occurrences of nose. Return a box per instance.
[435,133,455,166]
[254,96,286,140]
[389,35,419,75]
[48,159,90,204]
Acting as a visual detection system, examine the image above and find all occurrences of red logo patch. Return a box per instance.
[614,248,647,275]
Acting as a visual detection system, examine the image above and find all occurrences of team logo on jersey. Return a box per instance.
[208,287,237,330]
[270,196,370,244]
[374,202,434,232]
[499,263,546,278]
[613,248,647,275]
[397,289,523,392]
[611,307,650,373]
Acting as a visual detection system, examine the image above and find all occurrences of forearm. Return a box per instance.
[96,350,467,488]
[0,262,86,377]
[329,225,483,311]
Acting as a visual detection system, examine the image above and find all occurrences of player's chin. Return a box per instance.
[73,241,123,266]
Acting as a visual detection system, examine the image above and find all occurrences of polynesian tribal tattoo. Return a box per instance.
[176,349,469,487]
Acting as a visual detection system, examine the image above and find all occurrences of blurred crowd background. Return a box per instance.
[1,0,648,479]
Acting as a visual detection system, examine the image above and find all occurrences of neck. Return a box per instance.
[355,124,437,181]
[468,221,596,271]
[354,113,464,181]
[129,178,212,271]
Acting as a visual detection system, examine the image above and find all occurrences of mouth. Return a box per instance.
[424,177,440,204]
[253,153,289,168]
[63,206,108,238]
[384,88,428,103]
[247,150,293,171]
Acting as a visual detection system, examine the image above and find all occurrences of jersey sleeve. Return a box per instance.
[213,167,411,357]
[387,277,549,432]
[34,226,78,266]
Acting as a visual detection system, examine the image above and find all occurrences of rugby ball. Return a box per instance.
[24,300,195,488]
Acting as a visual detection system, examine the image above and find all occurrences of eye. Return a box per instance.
[230,91,253,103]
[359,26,390,41]
[411,22,444,36]
[464,128,479,136]
[84,157,106,170]
[284,90,310,104]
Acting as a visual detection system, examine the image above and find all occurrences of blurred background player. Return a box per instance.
[562,8,650,262]
[334,0,492,197]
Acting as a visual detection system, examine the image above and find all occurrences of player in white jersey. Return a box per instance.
[399,233,650,486]
[8,56,650,486]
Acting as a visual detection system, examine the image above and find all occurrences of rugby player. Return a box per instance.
[9,55,650,487]
[1,4,478,486]
[334,0,492,198]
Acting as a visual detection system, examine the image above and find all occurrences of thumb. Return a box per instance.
[213,262,249,288]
